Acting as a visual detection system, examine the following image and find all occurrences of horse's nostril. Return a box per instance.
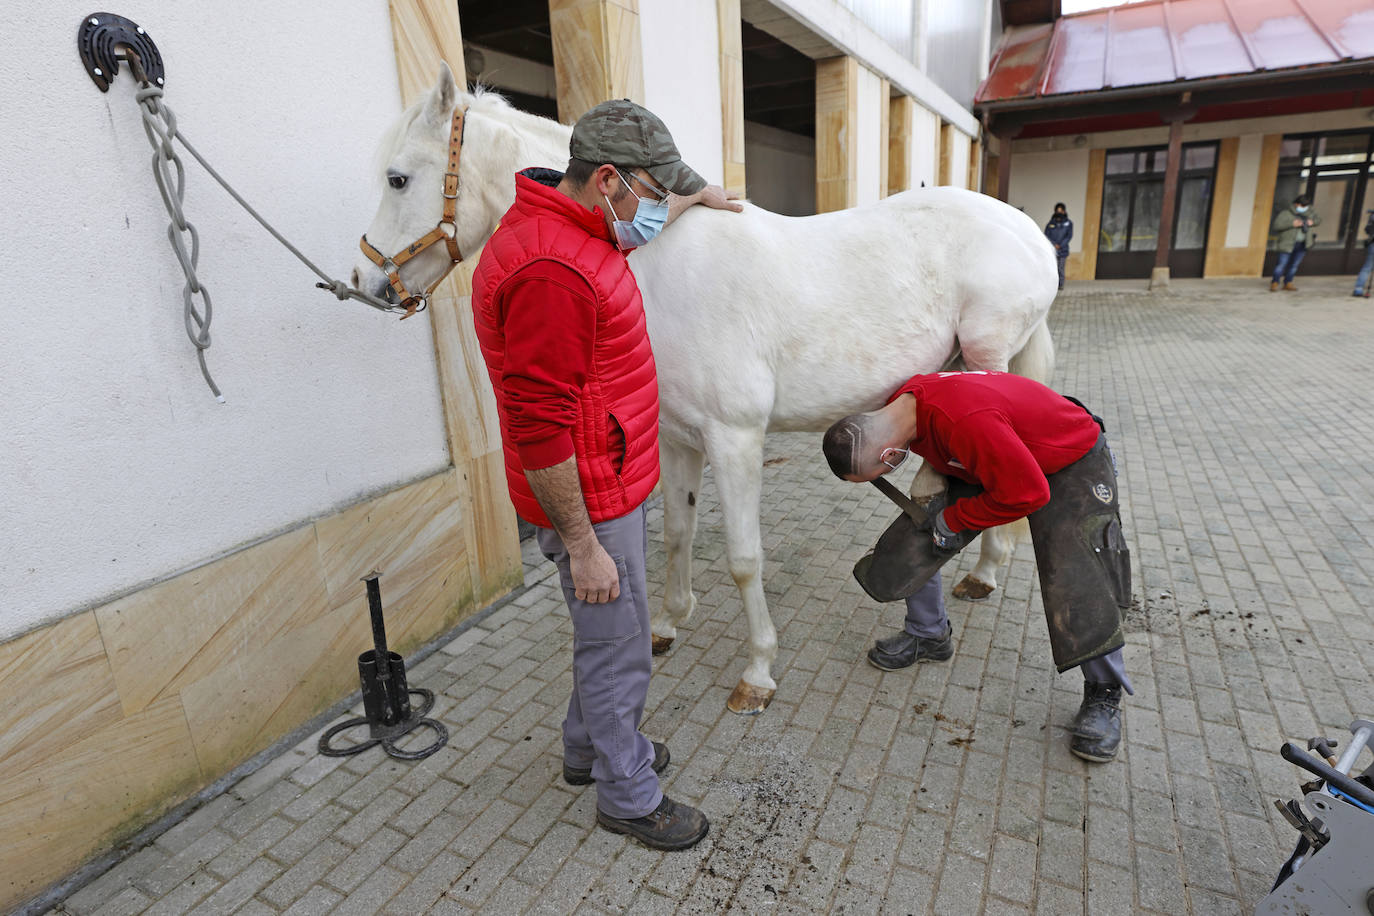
[350,268,360,288]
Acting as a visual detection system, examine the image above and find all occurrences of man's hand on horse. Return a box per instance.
[697,184,744,213]
[568,539,621,604]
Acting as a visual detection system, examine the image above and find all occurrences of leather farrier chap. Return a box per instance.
[1028,432,1131,671]
[852,477,983,602]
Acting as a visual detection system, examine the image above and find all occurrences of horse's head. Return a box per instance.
[352,62,514,310]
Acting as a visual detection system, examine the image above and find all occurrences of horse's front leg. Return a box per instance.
[651,438,705,655]
[706,427,777,715]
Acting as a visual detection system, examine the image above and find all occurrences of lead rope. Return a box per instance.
[123,52,402,400]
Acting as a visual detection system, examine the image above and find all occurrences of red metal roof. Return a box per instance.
[976,0,1374,105]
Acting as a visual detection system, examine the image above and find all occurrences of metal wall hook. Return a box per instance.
[78,12,165,91]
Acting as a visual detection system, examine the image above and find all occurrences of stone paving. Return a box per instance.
[45,277,1374,915]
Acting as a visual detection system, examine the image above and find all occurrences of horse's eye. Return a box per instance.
[388,174,407,190]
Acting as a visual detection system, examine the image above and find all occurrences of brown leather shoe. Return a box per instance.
[597,795,709,850]
[1269,281,1279,292]
[1283,281,1298,291]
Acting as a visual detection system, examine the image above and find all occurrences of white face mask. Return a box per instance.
[603,171,669,250]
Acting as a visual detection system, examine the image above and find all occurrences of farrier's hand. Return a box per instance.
[932,511,972,556]
[698,184,744,213]
[568,539,621,604]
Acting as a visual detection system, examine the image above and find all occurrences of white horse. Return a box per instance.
[353,65,1058,714]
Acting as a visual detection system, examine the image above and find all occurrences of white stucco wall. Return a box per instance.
[1009,149,1090,251]
[0,3,451,639]
[908,102,940,189]
[743,121,817,215]
[1226,134,1264,249]
[855,64,886,206]
[641,0,725,186]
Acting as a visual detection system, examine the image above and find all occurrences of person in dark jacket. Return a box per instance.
[1045,203,1073,290]
[1270,194,1321,291]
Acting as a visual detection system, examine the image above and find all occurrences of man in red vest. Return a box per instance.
[472,100,740,849]
[823,371,1133,762]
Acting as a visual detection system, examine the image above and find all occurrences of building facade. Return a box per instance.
[978,0,1374,284]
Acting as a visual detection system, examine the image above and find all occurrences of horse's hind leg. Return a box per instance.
[705,426,776,715]
[911,443,1012,601]
[652,438,704,655]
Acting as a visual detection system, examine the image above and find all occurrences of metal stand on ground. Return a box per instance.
[318,572,448,761]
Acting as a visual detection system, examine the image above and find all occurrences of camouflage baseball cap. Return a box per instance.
[569,99,706,196]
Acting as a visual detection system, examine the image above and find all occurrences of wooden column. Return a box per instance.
[878,79,890,198]
[1246,134,1284,275]
[967,138,982,192]
[389,0,523,605]
[717,0,746,196]
[1151,117,1185,289]
[938,122,954,185]
[815,56,859,213]
[888,95,914,196]
[1202,137,1239,278]
[1077,148,1106,281]
[549,0,645,124]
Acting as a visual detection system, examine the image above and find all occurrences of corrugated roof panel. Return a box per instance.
[976,23,1055,102]
[1107,3,1179,87]
[1301,0,1374,58]
[1225,0,1340,69]
[1042,11,1110,94]
[1171,0,1255,78]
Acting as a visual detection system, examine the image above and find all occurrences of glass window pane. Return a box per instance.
[1129,180,1163,250]
[1099,181,1131,252]
[1174,176,1211,250]
[1106,152,1135,175]
[1279,138,1304,166]
[1314,133,1370,167]
[1310,177,1353,249]
[1148,150,1167,172]
[1184,145,1216,171]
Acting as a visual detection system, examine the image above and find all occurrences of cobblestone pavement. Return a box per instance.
[49,277,1374,915]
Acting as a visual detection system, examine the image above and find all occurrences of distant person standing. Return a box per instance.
[1270,194,1321,292]
[1045,202,1073,290]
[1353,209,1373,298]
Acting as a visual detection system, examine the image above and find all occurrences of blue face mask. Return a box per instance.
[1295,205,1309,214]
[604,172,669,250]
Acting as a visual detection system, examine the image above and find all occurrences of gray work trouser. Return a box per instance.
[903,566,1133,693]
[537,504,662,819]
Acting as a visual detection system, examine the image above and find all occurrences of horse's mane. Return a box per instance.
[372,84,570,186]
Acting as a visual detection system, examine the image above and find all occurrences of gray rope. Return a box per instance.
[128,77,404,400]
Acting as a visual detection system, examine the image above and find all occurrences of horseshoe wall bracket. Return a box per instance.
[78,12,165,91]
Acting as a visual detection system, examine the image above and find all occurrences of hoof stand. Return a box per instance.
[651,634,675,655]
[726,680,775,716]
[953,575,995,600]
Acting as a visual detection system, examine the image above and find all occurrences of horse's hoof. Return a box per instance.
[651,634,675,655]
[726,680,774,716]
[953,575,995,600]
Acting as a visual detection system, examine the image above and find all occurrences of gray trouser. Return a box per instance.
[537,504,662,819]
[903,572,1133,693]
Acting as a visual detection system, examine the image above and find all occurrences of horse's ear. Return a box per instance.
[424,61,458,124]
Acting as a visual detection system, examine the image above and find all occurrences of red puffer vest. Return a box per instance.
[472,170,660,528]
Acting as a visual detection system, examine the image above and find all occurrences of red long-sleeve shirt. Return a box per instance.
[891,371,1101,531]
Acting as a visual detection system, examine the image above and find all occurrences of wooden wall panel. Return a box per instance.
[888,95,913,196]
[938,122,954,186]
[815,56,858,213]
[718,0,746,196]
[1245,134,1284,273]
[878,79,891,198]
[550,0,645,124]
[1203,137,1239,278]
[1077,148,1106,281]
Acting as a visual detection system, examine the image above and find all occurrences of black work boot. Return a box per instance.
[597,795,709,850]
[564,741,669,786]
[1070,681,1123,762]
[866,624,954,671]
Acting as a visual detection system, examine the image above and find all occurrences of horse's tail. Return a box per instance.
[1009,318,1055,388]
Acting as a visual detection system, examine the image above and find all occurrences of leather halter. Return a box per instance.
[359,107,467,319]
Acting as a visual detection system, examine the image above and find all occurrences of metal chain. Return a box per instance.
[122,54,404,400]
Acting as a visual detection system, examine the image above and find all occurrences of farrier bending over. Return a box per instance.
[823,370,1133,762]
[472,100,741,850]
